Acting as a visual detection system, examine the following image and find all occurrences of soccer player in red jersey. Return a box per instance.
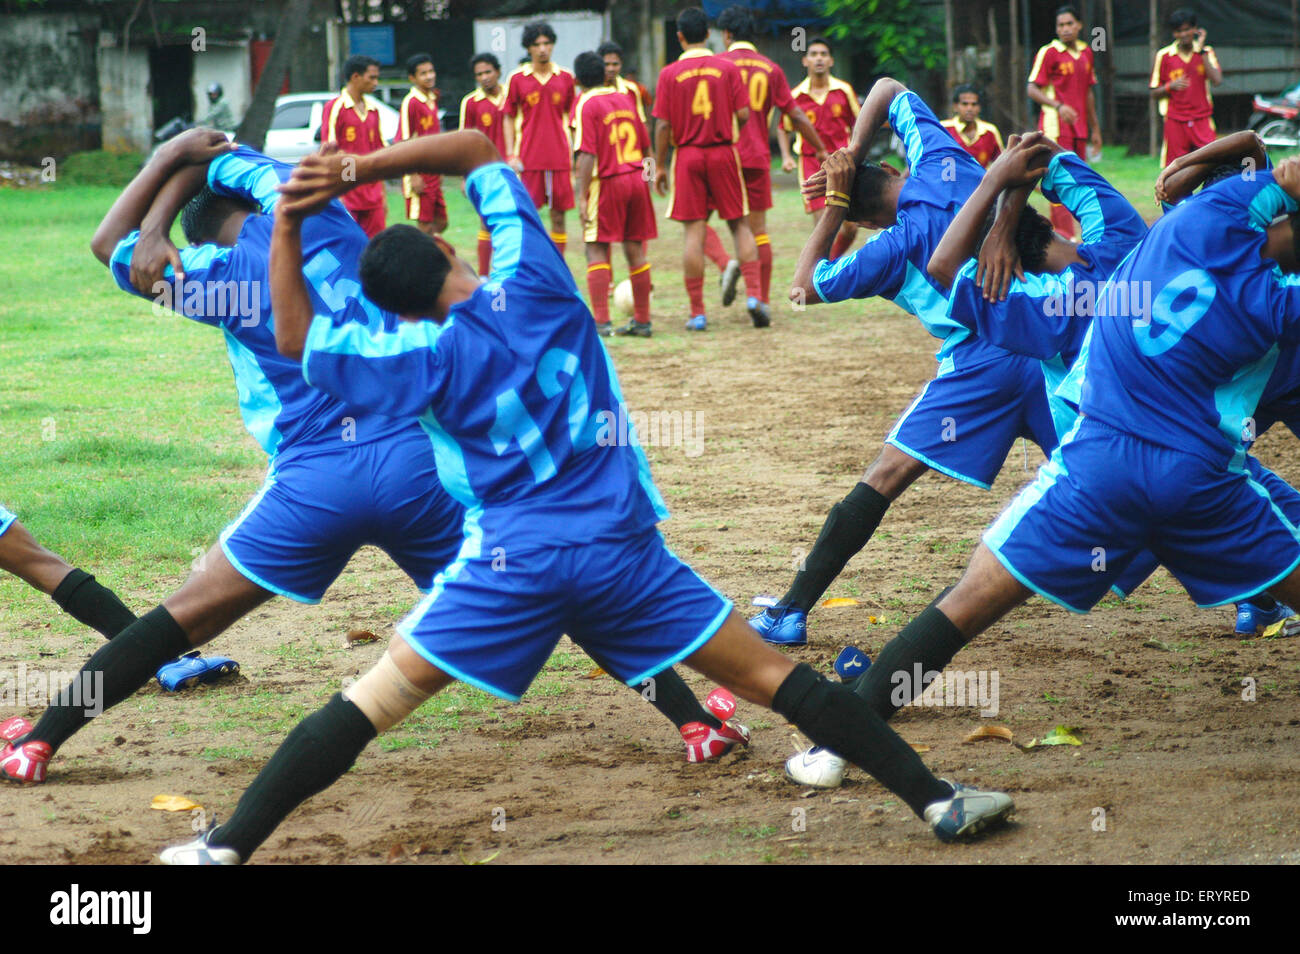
[399,53,447,238]
[573,51,658,338]
[1150,8,1222,167]
[717,5,826,308]
[461,52,508,276]
[941,84,1004,169]
[779,36,859,260]
[322,55,387,238]
[1027,4,1102,239]
[653,6,764,331]
[595,41,649,122]
[504,21,576,257]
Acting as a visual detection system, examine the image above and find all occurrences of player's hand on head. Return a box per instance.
[130,229,184,295]
[988,138,1050,187]
[1274,156,1300,200]
[823,150,856,198]
[277,145,351,217]
[976,221,1023,302]
[165,127,235,165]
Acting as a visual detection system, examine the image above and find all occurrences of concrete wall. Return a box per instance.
[97,35,152,155]
[0,12,101,162]
[193,42,251,125]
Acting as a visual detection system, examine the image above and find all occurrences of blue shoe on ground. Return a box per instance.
[156,650,240,692]
[746,296,770,328]
[834,646,870,681]
[1234,600,1295,635]
[749,606,807,646]
[685,314,708,331]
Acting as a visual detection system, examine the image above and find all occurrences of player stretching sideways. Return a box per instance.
[322,55,387,239]
[778,36,859,260]
[654,6,765,331]
[460,52,508,277]
[1027,4,1101,239]
[573,52,658,338]
[399,53,448,238]
[752,80,1056,647]
[941,84,1004,169]
[717,5,826,311]
[151,129,1012,862]
[504,21,575,257]
[1150,8,1222,168]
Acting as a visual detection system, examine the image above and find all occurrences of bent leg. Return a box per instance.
[0,520,75,594]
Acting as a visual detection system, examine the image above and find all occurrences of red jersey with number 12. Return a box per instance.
[574,87,649,178]
[653,48,747,147]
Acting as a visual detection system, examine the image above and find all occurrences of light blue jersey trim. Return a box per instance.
[624,600,731,688]
[0,504,16,537]
[1197,475,1300,608]
[1043,155,1104,242]
[305,311,444,363]
[890,93,926,169]
[221,329,284,458]
[1247,183,1298,230]
[599,346,670,522]
[414,413,479,511]
[985,538,1091,614]
[1214,345,1278,458]
[467,162,525,282]
[209,151,282,214]
[899,261,968,350]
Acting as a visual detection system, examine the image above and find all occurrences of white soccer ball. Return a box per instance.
[613,278,635,317]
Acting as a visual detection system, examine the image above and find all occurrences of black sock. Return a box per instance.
[781,483,890,612]
[210,694,377,862]
[641,667,721,730]
[852,604,967,719]
[773,663,952,817]
[50,568,137,640]
[29,606,191,753]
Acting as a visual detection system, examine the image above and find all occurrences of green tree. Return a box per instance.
[814,0,946,78]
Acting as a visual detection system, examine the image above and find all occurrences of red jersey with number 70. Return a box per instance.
[723,41,796,170]
[653,48,747,147]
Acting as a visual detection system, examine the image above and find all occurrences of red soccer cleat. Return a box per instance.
[680,719,751,763]
[0,717,51,783]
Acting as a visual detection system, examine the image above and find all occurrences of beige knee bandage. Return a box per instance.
[344,651,433,733]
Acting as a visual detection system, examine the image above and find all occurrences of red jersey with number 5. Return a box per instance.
[653,48,747,147]
[321,89,386,210]
[723,41,795,170]
[460,87,508,153]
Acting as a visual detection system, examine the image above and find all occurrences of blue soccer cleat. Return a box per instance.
[834,646,870,682]
[924,781,1014,842]
[749,606,807,646]
[156,650,240,692]
[746,296,771,328]
[1234,600,1296,635]
[685,314,708,331]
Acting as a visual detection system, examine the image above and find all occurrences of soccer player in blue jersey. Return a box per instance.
[782,157,1300,805]
[156,129,1015,863]
[751,80,1059,650]
[0,130,745,784]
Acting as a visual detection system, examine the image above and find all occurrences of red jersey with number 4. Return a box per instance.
[653,48,747,147]
[460,87,508,153]
[723,42,795,169]
[322,90,386,210]
[574,87,649,178]
[1150,44,1218,121]
[1029,39,1096,141]
[504,65,575,171]
[785,77,858,156]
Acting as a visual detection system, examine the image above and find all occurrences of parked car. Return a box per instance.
[263,92,401,163]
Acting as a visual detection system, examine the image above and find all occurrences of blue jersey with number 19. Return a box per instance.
[303,162,669,553]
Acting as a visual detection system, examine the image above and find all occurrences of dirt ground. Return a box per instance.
[5,223,1300,866]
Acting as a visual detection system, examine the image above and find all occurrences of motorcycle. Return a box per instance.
[1248,81,1300,149]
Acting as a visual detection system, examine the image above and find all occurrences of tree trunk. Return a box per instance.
[236,0,314,151]
[1148,0,1159,157]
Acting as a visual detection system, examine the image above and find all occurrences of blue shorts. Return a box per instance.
[397,529,732,701]
[220,427,465,603]
[1110,455,1300,599]
[0,505,15,538]
[986,417,1300,612]
[887,336,1059,489]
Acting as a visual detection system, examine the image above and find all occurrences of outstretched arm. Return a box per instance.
[91,128,233,266]
[1156,130,1267,206]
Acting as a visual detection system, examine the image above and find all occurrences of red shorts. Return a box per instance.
[348,204,386,239]
[743,164,772,213]
[1053,135,1088,159]
[800,154,826,212]
[1162,116,1216,166]
[584,170,658,244]
[667,144,748,222]
[521,168,575,212]
[405,175,447,225]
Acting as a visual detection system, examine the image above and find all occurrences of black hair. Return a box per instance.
[1168,8,1198,29]
[717,5,757,42]
[677,7,709,44]
[360,225,452,316]
[522,20,556,49]
[974,204,1056,274]
[343,54,379,82]
[406,53,434,76]
[181,185,257,246]
[574,51,606,89]
[596,41,623,59]
[1055,5,1081,21]
[806,35,833,55]
[846,161,895,222]
[470,51,501,73]
[952,83,981,104]
[1203,162,1243,190]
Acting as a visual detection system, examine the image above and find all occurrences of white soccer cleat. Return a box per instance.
[159,829,241,866]
[784,745,846,789]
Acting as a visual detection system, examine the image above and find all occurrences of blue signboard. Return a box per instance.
[348,24,396,65]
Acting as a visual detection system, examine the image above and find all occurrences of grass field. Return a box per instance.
[2,146,1298,866]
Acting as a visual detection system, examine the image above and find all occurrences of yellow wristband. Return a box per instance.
[826,190,850,201]
[824,196,849,209]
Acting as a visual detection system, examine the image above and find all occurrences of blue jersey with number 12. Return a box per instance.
[303,162,669,552]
